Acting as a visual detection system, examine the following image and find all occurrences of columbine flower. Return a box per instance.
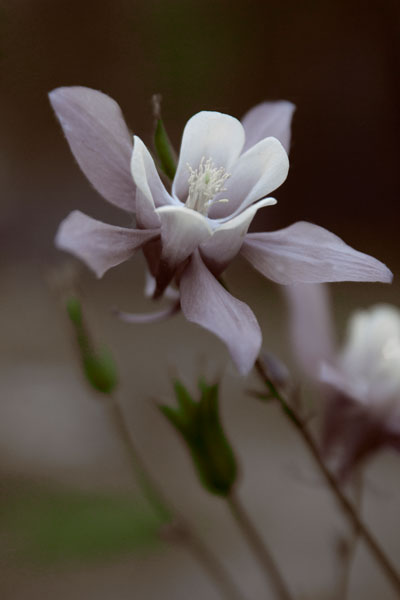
[50,87,392,375]
[286,285,400,477]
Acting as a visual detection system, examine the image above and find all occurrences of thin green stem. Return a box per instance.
[106,395,171,522]
[336,471,363,600]
[227,491,293,600]
[255,358,400,596]
[106,393,245,600]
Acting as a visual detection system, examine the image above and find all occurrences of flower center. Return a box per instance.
[185,157,230,216]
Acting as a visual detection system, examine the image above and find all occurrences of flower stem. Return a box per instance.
[227,490,294,600]
[335,471,363,600]
[106,393,245,600]
[254,358,400,596]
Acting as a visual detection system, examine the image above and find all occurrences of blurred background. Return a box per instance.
[1,1,400,598]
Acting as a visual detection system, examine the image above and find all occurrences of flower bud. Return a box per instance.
[66,296,118,395]
[152,94,177,180]
[321,305,400,478]
[160,379,238,496]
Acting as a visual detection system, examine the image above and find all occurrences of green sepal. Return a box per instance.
[66,296,83,326]
[173,379,197,428]
[83,347,118,394]
[154,117,177,180]
[66,296,118,394]
[160,379,238,497]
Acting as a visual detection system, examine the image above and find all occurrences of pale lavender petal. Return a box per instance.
[179,251,262,375]
[200,198,276,275]
[209,137,288,219]
[321,391,387,480]
[55,210,159,278]
[114,301,180,324]
[173,111,245,202]
[319,363,366,403]
[241,101,296,153]
[241,222,393,284]
[49,87,135,212]
[284,284,336,379]
[131,136,175,228]
[156,205,212,269]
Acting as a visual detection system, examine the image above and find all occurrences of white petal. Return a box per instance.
[49,87,135,212]
[284,284,336,379]
[156,205,212,269]
[55,210,159,278]
[209,137,289,219]
[241,101,296,153]
[131,136,175,228]
[172,111,245,202]
[179,252,262,375]
[200,198,276,275]
[241,222,393,284]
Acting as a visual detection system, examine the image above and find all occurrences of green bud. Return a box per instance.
[160,379,238,496]
[152,95,177,180]
[154,118,177,180]
[83,348,118,395]
[66,296,118,395]
[66,296,83,326]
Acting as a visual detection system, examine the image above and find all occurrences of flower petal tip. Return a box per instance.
[384,267,394,284]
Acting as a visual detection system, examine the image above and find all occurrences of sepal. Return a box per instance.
[160,379,238,496]
[153,95,177,180]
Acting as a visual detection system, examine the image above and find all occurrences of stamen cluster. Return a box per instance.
[185,157,230,216]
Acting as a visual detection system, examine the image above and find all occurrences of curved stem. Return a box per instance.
[106,393,245,600]
[227,490,293,600]
[255,358,400,596]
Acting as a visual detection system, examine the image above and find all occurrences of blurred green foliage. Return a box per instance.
[2,487,166,564]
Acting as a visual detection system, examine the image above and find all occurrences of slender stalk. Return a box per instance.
[106,393,245,600]
[227,490,294,600]
[255,358,400,596]
[106,395,171,522]
[336,472,363,600]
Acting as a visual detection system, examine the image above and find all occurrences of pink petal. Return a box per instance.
[209,137,288,219]
[55,210,159,278]
[179,251,262,375]
[241,101,296,153]
[241,222,393,284]
[284,284,336,379]
[200,198,276,275]
[49,87,135,212]
[172,111,245,203]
